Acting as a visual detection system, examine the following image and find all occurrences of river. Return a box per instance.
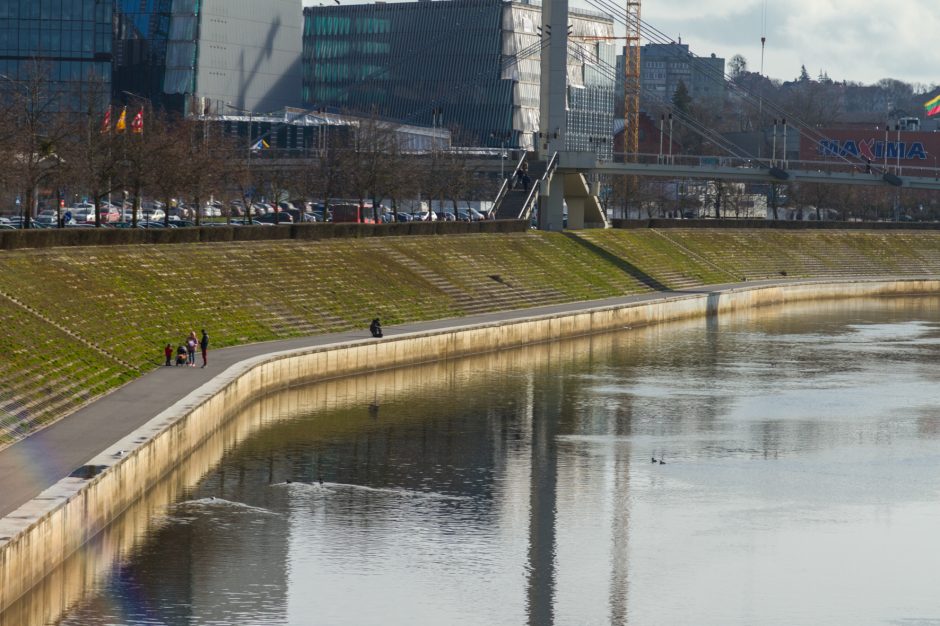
[11,296,940,625]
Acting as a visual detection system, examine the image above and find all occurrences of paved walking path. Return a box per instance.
[0,279,833,518]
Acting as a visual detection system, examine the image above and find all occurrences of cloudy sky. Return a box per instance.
[642,0,939,87]
[302,0,940,88]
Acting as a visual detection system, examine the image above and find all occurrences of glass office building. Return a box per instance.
[114,0,302,115]
[114,0,183,110]
[302,0,615,158]
[0,0,112,110]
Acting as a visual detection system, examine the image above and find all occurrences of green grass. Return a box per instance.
[2,228,940,447]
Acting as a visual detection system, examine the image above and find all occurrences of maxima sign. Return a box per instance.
[801,130,940,166]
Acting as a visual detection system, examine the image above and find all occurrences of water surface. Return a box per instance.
[18,297,940,625]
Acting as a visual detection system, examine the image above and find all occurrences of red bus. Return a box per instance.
[330,203,376,224]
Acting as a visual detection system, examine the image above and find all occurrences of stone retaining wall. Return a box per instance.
[1,278,938,612]
[612,218,940,230]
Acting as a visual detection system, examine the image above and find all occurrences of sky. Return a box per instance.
[302,0,940,89]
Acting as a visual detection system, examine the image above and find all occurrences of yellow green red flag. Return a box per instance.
[925,94,940,117]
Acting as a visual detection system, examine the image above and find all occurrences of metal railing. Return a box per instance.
[520,152,558,221]
[609,152,940,181]
[492,152,530,214]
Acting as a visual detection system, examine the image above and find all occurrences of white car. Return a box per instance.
[69,208,95,224]
[142,208,165,222]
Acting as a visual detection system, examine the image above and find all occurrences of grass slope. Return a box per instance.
[1,228,939,447]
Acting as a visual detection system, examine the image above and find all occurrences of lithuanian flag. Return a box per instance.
[925,94,940,118]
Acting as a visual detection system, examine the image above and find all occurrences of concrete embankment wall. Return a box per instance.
[1,278,938,612]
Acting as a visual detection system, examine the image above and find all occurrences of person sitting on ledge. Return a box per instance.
[369,318,383,338]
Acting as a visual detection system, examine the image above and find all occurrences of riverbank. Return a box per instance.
[7,227,940,450]
[2,277,940,615]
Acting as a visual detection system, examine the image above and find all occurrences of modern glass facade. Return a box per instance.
[115,0,302,115]
[114,0,208,112]
[304,1,507,145]
[0,0,112,110]
[113,0,183,109]
[302,0,615,158]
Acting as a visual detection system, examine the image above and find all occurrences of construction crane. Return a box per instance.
[624,0,641,160]
[573,1,642,214]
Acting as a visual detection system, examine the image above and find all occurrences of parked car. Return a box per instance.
[34,214,59,227]
[457,208,486,222]
[141,208,165,222]
[256,211,293,224]
[280,208,318,223]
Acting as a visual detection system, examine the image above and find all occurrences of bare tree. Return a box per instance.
[147,113,191,226]
[303,126,348,219]
[340,115,404,221]
[0,62,73,227]
[62,81,121,227]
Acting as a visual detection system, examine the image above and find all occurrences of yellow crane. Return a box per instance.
[624,0,641,160]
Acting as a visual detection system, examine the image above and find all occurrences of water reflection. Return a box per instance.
[7,296,940,625]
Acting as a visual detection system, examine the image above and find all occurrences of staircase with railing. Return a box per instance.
[492,152,557,221]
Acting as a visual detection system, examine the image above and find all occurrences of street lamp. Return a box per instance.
[490,131,511,180]
[226,103,257,222]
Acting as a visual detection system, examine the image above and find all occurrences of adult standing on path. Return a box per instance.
[200,329,209,368]
[186,331,197,367]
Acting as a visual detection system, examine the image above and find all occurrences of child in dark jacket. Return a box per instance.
[175,345,188,366]
[164,343,173,366]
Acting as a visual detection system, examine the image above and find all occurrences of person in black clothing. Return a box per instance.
[515,161,529,190]
[369,318,383,338]
[199,329,209,367]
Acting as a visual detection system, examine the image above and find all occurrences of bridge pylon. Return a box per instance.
[537,0,607,230]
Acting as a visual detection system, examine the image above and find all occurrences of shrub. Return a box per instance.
[199,226,235,243]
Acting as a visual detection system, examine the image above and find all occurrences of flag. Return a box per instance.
[100,106,112,134]
[131,107,144,134]
[115,106,127,134]
[251,138,270,151]
[925,94,940,118]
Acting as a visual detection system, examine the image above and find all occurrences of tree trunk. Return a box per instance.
[132,182,142,228]
[55,189,63,228]
[22,185,34,229]
[164,195,172,227]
